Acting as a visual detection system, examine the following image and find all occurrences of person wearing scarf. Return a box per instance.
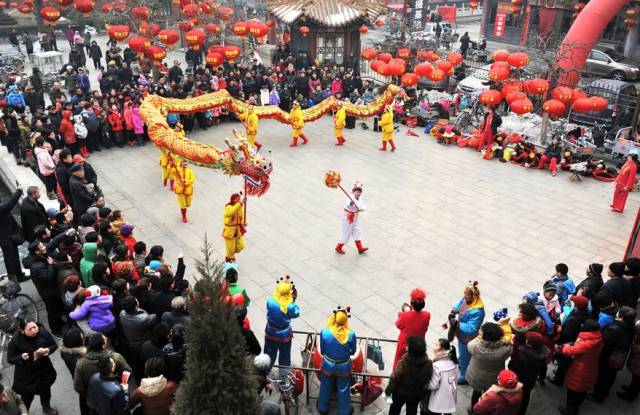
[264,277,299,369]
[451,281,485,384]
[335,182,368,255]
[221,193,246,262]
[174,160,195,223]
[317,307,357,415]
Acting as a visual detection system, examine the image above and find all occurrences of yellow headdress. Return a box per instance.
[273,275,294,313]
[326,306,351,345]
[464,281,484,310]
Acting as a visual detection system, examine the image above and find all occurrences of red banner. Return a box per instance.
[437,6,457,23]
[494,12,507,37]
[625,208,640,260]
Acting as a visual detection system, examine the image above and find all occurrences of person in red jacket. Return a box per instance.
[118,224,137,257]
[612,151,638,213]
[557,319,604,415]
[108,105,124,147]
[393,288,431,368]
[472,369,523,415]
[123,101,135,146]
[59,110,78,155]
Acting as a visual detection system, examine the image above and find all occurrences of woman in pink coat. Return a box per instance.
[331,77,343,97]
[132,106,145,146]
[123,101,135,146]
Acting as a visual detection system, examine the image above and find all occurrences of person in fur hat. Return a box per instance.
[222,193,246,262]
[335,182,368,255]
[379,105,396,152]
[472,369,523,415]
[69,285,116,334]
[393,289,431,368]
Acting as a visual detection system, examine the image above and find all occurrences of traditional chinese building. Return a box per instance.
[265,0,386,65]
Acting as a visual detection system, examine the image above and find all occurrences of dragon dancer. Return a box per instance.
[159,148,177,190]
[240,105,262,150]
[174,160,195,223]
[222,192,246,262]
[289,101,309,147]
[265,276,300,368]
[334,101,347,146]
[335,182,368,255]
[379,105,396,152]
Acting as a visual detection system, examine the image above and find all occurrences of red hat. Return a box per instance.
[73,155,85,164]
[229,193,241,204]
[571,295,589,309]
[410,288,426,302]
[497,370,518,389]
[525,331,544,348]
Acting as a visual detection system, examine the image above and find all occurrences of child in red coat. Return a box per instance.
[393,288,431,368]
[472,370,523,415]
[108,105,124,147]
[118,223,137,257]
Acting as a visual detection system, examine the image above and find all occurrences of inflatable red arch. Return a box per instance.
[556,0,632,87]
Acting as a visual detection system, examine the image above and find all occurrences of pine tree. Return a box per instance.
[172,235,259,415]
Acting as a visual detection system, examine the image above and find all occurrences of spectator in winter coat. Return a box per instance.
[123,102,134,146]
[550,263,576,306]
[603,262,635,308]
[427,338,458,414]
[55,149,73,206]
[574,263,604,300]
[74,114,89,157]
[69,285,116,334]
[118,224,137,257]
[385,336,433,415]
[68,164,94,221]
[557,319,603,415]
[108,106,124,147]
[34,137,58,199]
[591,306,636,402]
[161,296,191,329]
[550,295,591,386]
[20,185,48,243]
[73,155,97,186]
[6,86,26,111]
[522,292,554,336]
[472,370,523,415]
[119,296,158,379]
[59,110,77,154]
[129,358,177,415]
[0,187,25,282]
[618,320,640,401]
[510,302,548,356]
[234,305,260,357]
[162,324,187,383]
[595,290,619,329]
[393,289,430,369]
[60,328,86,378]
[79,242,98,287]
[87,355,129,415]
[132,106,144,146]
[508,332,549,415]
[140,323,169,364]
[331,77,343,96]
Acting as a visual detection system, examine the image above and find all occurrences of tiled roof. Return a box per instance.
[266,0,386,27]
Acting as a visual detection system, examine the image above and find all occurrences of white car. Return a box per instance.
[456,64,492,97]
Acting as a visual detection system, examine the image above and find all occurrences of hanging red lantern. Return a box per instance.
[386,61,405,76]
[248,21,268,41]
[375,20,384,27]
[223,45,240,63]
[158,29,179,48]
[131,5,151,21]
[378,53,392,63]
[40,5,61,24]
[128,36,151,57]
[145,45,166,64]
[100,2,112,12]
[359,24,368,34]
[73,0,93,16]
[573,97,594,113]
[414,62,432,77]
[0,1,8,6]
[53,0,72,7]
[182,3,199,17]
[543,99,567,117]
[205,52,225,68]
[469,0,479,9]
[551,86,574,103]
[447,52,463,66]
[435,60,452,73]
[527,78,550,95]
[401,73,419,88]
[511,98,533,115]
[200,2,213,15]
[490,61,511,72]
[108,24,130,42]
[361,48,377,61]
[17,1,33,13]
[218,6,233,21]
[232,21,249,37]
[493,49,510,62]
[185,29,206,50]
[479,89,503,106]
[370,60,384,73]
[507,52,529,68]
[179,21,193,33]
[429,68,445,82]
[266,19,275,28]
[572,89,588,103]
[489,66,509,82]
[299,26,310,37]
[138,22,159,37]
[205,23,220,36]
[425,51,439,62]
[501,84,521,98]
[590,96,609,112]
[505,90,527,105]
[208,45,225,55]
[397,48,411,59]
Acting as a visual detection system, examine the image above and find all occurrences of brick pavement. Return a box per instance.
[80,115,639,414]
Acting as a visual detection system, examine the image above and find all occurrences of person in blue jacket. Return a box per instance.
[317,306,357,415]
[264,276,299,369]
[523,291,554,336]
[450,281,485,383]
[550,263,576,306]
[7,85,26,111]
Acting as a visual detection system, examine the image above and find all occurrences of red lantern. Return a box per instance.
[375,20,384,27]
[232,21,249,37]
[490,61,511,72]
[201,2,213,15]
[511,98,533,115]
[397,48,411,59]
[425,51,439,62]
[73,0,93,16]
[551,86,574,103]
[401,73,419,87]
[53,0,72,7]
[469,0,479,9]
[205,52,225,68]
[501,84,521,99]
[223,45,240,63]
[479,89,503,106]
[207,45,225,55]
[507,52,529,68]
[414,63,432,77]
[543,99,567,117]
[572,89,588,103]
[108,25,130,42]
[0,1,7,6]
[435,60,452,73]
[218,6,233,21]
[429,68,445,82]
[131,5,151,20]
[527,78,550,95]
[266,19,275,28]
[8,1,16,6]
[40,5,61,24]
[248,21,268,41]
[182,3,199,17]
[387,61,405,76]
[489,66,510,82]
[17,1,33,13]
[361,48,377,61]
[185,29,206,50]
[179,21,193,33]
[299,26,310,37]
[145,45,166,64]
[205,23,220,36]
[139,22,159,37]
[573,97,594,113]
[128,35,150,55]
[100,2,112,12]
[447,52,463,66]
[158,29,179,48]
[493,49,510,62]
[505,91,527,105]
[370,60,384,73]
[590,96,608,112]
[378,53,392,63]
[359,24,368,34]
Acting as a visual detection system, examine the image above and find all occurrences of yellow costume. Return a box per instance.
[289,102,308,147]
[241,107,262,150]
[174,163,195,223]
[222,194,245,262]
[379,106,396,152]
[334,105,346,146]
[159,148,178,188]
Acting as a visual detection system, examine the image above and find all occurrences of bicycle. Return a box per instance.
[266,369,299,415]
[0,275,39,368]
[454,95,483,131]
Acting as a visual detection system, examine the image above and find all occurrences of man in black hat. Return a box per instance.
[603,262,634,308]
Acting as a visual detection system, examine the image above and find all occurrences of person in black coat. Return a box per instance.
[508,332,549,415]
[575,263,604,301]
[0,186,25,281]
[55,149,73,207]
[235,306,261,356]
[68,165,94,221]
[162,324,187,383]
[148,274,177,316]
[624,257,640,308]
[140,323,169,364]
[603,262,635,308]
[19,185,48,243]
[591,306,637,402]
[60,328,86,378]
[7,319,58,412]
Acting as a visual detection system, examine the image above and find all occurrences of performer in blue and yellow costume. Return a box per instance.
[317,306,357,415]
[450,281,485,383]
[264,276,300,368]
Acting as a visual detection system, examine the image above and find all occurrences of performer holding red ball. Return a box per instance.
[335,182,368,255]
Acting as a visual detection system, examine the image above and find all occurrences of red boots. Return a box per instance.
[335,136,346,146]
[290,137,298,147]
[180,208,188,223]
[379,141,387,151]
[389,139,396,152]
[300,134,309,144]
[80,146,90,157]
[355,240,369,254]
[163,178,168,187]
[335,244,346,254]
[170,180,175,191]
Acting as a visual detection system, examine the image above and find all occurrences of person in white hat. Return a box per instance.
[335,182,368,254]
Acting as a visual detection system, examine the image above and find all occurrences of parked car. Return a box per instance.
[455,64,492,96]
[583,46,640,81]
